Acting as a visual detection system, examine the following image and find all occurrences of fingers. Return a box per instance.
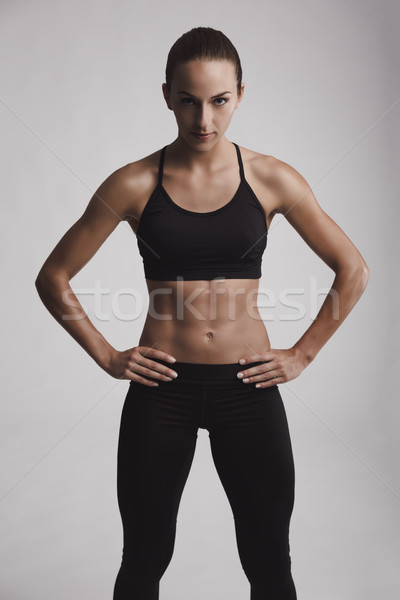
[251,371,280,385]
[237,362,280,385]
[239,350,274,365]
[130,349,178,384]
[133,361,178,382]
[255,376,281,388]
[128,373,160,387]
[237,362,276,380]
[138,346,176,364]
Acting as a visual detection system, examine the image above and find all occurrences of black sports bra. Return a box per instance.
[136,142,268,281]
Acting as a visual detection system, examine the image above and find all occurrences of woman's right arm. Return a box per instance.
[35,164,138,374]
[36,161,178,385]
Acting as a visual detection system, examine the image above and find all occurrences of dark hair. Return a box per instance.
[165,27,243,96]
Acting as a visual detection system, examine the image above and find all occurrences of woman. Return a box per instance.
[35,26,369,600]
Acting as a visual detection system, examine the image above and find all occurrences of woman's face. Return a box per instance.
[162,59,244,149]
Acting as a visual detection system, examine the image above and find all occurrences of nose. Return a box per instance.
[194,103,213,131]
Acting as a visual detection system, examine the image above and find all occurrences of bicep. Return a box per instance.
[38,166,135,282]
[273,160,368,272]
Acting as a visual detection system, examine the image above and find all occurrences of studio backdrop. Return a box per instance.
[1,1,399,599]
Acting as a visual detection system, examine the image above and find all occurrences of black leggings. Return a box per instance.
[113,360,297,600]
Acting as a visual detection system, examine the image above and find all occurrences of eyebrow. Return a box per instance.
[177,90,232,99]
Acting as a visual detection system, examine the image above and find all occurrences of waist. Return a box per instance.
[156,358,266,380]
[139,319,270,364]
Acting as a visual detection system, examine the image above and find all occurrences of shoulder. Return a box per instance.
[237,145,310,225]
[96,148,162,227]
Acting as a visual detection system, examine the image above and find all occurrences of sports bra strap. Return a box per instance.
[158,142,244,186]
[158,145,167,186]
[233,142,245,181]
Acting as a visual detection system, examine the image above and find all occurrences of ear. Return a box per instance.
[236,82,245,108]
[162,83,172,110]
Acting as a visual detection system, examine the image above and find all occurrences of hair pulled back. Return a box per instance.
[165,27,243,96]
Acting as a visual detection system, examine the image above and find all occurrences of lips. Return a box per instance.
[192,132,214,140]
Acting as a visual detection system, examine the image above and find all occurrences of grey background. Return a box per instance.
[1,0,399,598]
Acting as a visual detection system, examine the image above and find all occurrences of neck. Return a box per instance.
[167,135,234,172]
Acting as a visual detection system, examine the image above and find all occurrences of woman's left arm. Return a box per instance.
[237,159,370,387]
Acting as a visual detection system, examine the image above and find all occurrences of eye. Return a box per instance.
[180,97,229,107]
[214,97,229,106]
[181,98,194,106]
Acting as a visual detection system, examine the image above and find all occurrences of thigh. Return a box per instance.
[208,384,295,523]
[116,381,198,537]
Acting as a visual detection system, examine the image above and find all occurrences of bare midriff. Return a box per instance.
[138,278,271,364]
